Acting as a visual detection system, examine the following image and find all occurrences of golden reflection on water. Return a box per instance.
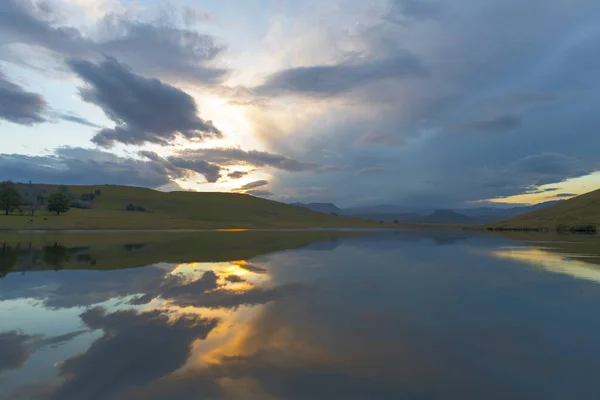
[492,247,600,284]
[147,260,273,372]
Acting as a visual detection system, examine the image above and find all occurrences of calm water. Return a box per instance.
[2,230,600,400]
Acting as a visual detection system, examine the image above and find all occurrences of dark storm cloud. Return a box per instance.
[0,70,47,125]
[233,180,269,192]
[256,54,427,96]
[0,0,227,85]
[0,331,31,373]
[50,308,218,400]
[177,148,320,172]
[67,57,221,147]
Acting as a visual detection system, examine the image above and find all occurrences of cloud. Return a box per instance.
[50,308,218,400]
[233,180,269,192]
[55,112,101,128]
[357,166,387,175]
[0,0,227,85]
[256,54,427,97]
[225,275,246,283]
[516,153,591,184]
[0,70,47,125]
[245,189,274,197]
[0,147,223,187]
[66,57,221,147]
[0,331,31,373]
[527,187,558,194]
[249,0,600,206]
[388,0,445,21]
[227,170,251,179]
[459,115,522,133]
[355,131,406,147]
[552,193,577,198]
[176,148,320,173]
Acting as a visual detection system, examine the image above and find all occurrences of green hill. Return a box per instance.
[0,184,373,230]
[490,188,600,231]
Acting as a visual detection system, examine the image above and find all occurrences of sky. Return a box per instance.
[1,0,600,208]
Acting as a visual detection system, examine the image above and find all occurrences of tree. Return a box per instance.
[47,192,71,215]
[0,181,23,215]
[0,244,19,278]
[43,243,69,270]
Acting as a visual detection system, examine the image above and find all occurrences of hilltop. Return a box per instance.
[0,184,374,230]
[490,188,600,231]
[291,202,344,215]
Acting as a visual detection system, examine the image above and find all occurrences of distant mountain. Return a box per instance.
[289,199,563,225]
[345,200,562,224]
[343,205,415,215]
[416,210,479,224]
[458,201,562,218]
[291,202,344,215]
[351,210,481,225]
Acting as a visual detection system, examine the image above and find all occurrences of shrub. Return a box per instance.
[94,189,101,196]
[125,204,147,212]
[80,193,95,201]
[71,201,92,209]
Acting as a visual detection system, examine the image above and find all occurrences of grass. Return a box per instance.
[0,230,363,275]
[1,184,379,230]
[488,188,600,231]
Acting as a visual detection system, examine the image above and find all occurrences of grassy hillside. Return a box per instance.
[0,184,376,230]
[490,188,600,231]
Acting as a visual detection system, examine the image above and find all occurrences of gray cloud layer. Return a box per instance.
[68,57,221,147]
[0,70,47,125]
[177,148,320,173]
[0,147,221,187]
[0,331,30,373]
[233,180,269,191]
[257,0,600,206]
[0,0,227,85]
[256,54,427,96]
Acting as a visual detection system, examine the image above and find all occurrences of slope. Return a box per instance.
[0,184,373,230]
[490,188,600,231]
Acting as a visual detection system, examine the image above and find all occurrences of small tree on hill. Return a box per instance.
[47,192,71,215]
[0,181,23,215]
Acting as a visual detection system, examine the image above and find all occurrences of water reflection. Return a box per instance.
[2,231,600,399]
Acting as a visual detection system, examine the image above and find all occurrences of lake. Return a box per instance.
[2,230,600,400]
